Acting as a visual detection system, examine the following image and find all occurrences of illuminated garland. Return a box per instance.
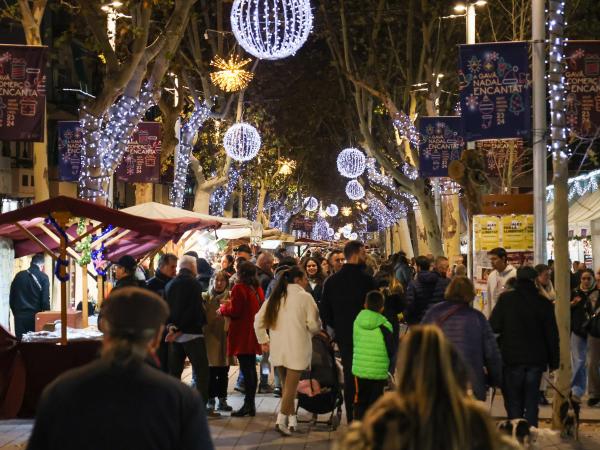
[392,112,420,148]
[75,218,92,266]
[171,103,212,208]
[546,168,600,202]
[210,165,242,216]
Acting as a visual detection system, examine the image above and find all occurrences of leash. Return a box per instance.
[542,375,568,401]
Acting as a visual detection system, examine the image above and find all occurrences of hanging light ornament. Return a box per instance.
[210,55,254,92]
[230,0,313,60]
[327,227,335,237]
[341,206,352,217]
[349,232,358,241]
[325,204,339,217]
[346,180,365,200]
[223,123,261,161]
[337,147,366,178]
[304,196,318,212]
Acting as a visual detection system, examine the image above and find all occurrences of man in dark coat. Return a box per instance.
[165,255,210,405]
[10,253,50,339]
[113,255,145,290]
[146,253,178,371]
[490,266,560,428]
[320,240,376,422]
[27,287,214,450]
[405,255,446,324]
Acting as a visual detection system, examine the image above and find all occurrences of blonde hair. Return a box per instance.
[336,325,512,450]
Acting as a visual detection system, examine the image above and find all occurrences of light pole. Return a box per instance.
[453,1,488,44]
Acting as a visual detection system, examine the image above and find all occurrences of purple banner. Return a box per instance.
[57,121,83,181]
[115,122,162,183]
[459,42,531,140]
[418,116,464,178]
[565,41,600,138]
[0,45,47,141]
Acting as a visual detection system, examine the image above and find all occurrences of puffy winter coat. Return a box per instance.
[219,282,263,356]
[405,270,445,324]
[352,309,393,380]
[164,269,207,334]
[422,300,502,400]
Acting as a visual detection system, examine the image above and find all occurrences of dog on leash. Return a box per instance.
[558,394,581,440]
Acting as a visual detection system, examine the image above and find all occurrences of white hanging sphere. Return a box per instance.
[346,180,365,200]
[223,123,261,161]
[349,232,358,240]
[327,227,335,237]
[304,196,318,212]
[334,232,341,240]
[230,0,313,60]
[343,229,351,239]
[337,148,366,178]
[325,204,339,217]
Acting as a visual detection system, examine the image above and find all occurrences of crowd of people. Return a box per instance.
[19,239,596,449]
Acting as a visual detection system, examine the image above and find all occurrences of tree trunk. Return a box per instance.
[413,181,444,257]
[256,184,268,228]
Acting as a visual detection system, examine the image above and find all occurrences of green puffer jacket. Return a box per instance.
[352,309,392,380]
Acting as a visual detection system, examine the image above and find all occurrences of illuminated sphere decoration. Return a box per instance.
[325,204,339,217]
[346,180,365,200]
[337,147,366,178]
[327,227,335,237]
[230,0,313,61]
[304,196,319,212]
[349,232,358,241]
[223,123,261,162]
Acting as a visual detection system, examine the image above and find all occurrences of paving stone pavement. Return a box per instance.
[2,366,600,449]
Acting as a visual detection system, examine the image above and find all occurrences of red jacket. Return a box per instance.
[219,283,264,356]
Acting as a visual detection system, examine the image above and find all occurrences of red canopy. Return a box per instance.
[0,196,221,260]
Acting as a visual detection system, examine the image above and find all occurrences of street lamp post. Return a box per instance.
[454,1,487,44]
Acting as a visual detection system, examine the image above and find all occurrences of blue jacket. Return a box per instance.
[405,271,448,324]
[422,300,503,400]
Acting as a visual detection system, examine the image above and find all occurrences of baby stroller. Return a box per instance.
[295,333,344,430]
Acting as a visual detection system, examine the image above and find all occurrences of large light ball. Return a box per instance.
[349,232,358,240]
[230,0,313,60]
[337,147,366,178]
[346,180,365,200]
[304,196,318,212]
[223,123,261,161]
[327,227,335,237]
[325,204,339,217]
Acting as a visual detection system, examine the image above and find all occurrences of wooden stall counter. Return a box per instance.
[35,310,83,331]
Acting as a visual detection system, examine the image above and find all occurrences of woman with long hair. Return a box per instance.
[375,264,406,365]
[422,276,502,401]
[219,261,264,417]
[336,325,519,450]
[203,271,234,413]
[303,257,326,306]
[254,266,321,435]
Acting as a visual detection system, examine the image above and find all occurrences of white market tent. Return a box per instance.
[121,202,262,240]
[547,189,600,226]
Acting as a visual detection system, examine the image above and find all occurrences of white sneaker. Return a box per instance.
[276,413,292,436]
[288,415,298,432]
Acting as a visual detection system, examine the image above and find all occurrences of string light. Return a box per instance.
[171,103,211,208]
[402,162,419,180]
[337,147,366,178]
[223,123,261,162]
[311,217,330,240]
[366,158,395,189]
[210,55,254,92]
[325,204,339,217]
[546,168,600,202]
[392,112,420,148]
[304,196,318,212]
[346,180,365,200]
[210,165,242,215]
[341,206,352,217]
[79,83,155,199]
[230,0,313,60]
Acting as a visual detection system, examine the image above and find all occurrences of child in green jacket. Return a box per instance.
[352,290,394,420]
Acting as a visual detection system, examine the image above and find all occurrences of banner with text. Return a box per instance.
[459,42,531,140]
[565,41,600,138]
[115,122,162,183]
[57,121,83,181]
[475,139,524,177]
[418,116,464,178]
[0,45,47,141]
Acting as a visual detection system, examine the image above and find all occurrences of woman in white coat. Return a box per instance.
[254,265,321,435]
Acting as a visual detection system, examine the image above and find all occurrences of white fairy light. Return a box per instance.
[171,103,211,208]
[337,147,366,178]
[402,162,419,180]
[304,196,318,212]
[311,217,330,240]
[223,123,261,162]
[349,232,358,240]
[325,203,339,217]
[327,227,335,237]
[392,112,420,148]
[346,180,365,200]
[230,0,313,60]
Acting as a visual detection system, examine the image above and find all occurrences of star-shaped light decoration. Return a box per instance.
[341,206,352,217]
[210,55,254,92]
[276,158,296,176]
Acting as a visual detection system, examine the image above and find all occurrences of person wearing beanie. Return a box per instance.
[113,255,146,290]
[490,266,559,427]
[27,287,214,450]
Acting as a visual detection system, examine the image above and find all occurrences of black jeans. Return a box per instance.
[209,366,229,399]
[355,378,387,420]
[168,337,210,402]
[502,365,545,427]
[339,343,355,423]
[13,314,35,339]
[237,354,258,406]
